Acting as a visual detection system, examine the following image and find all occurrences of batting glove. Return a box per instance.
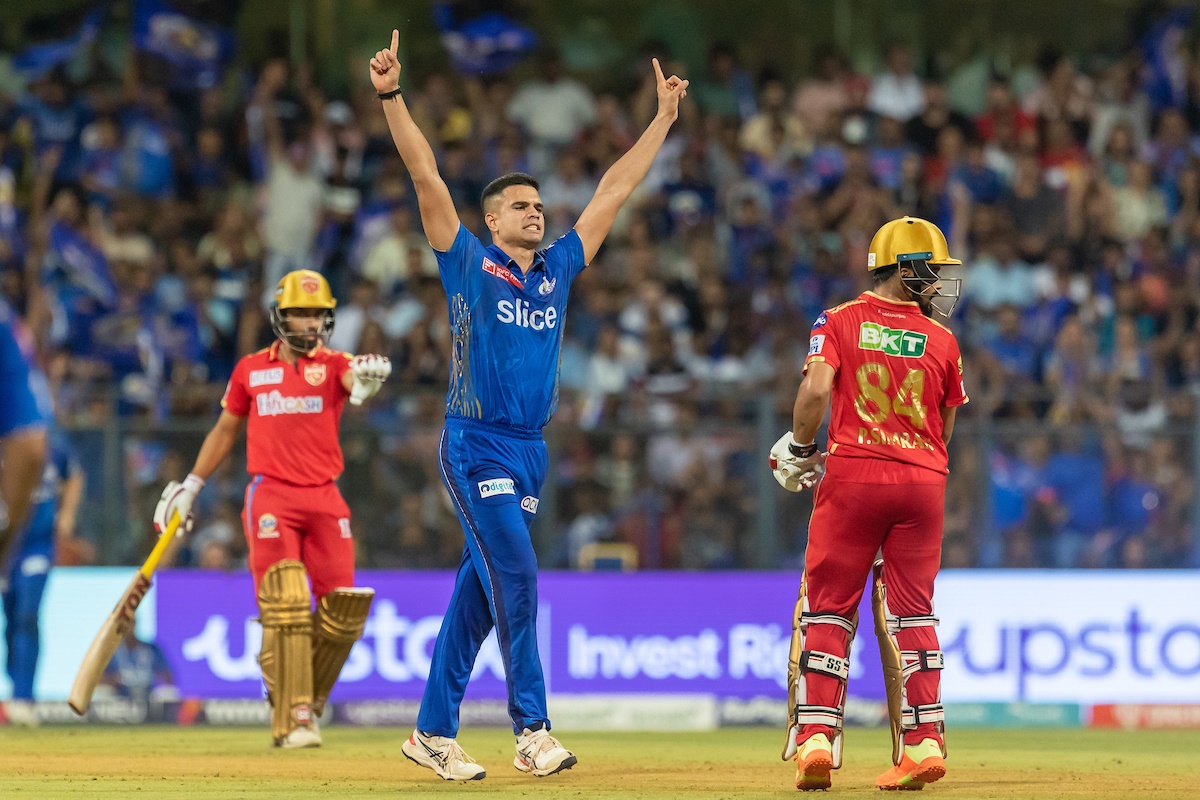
[153,473,204,535]
[350,354,391,406]
[768,432,827,492]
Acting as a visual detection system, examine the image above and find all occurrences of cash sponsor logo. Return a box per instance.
[249,367,284,387]
[859,322,927,357]
[255,391,323,416]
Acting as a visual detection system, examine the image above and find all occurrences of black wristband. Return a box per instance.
[789,440,819,459]
[377,87,402,100]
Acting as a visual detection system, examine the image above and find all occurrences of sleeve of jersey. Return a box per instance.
[943,339,969,407]
[802,311,840,374]
[434,223,474,288]
[221,361,251,416]
[334,352,353,397]
[550,228,587,280]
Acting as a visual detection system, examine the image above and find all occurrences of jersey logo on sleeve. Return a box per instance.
[812,312,828,330]
[808,335,825,356]
[482,257,525,289]
[859,322,927,358]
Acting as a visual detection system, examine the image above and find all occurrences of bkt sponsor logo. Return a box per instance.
[566,624,868,687]
[497,299,557,330]
[942,609,1200,700]
[255,391,323,417]
[859,321,927,357]
[178,601,507,683]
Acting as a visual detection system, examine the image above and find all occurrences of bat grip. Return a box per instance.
[140,510,181,579]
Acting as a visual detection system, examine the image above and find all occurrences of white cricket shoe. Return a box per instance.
[280,721,322,749]
[402,729,486,781]
[6,699,39,727]
[514,727,577,776]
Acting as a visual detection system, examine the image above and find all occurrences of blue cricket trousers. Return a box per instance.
[418,417,549,736]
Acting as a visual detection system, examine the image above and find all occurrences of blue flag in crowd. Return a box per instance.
[132,0,235,89]
[434,2,537,75]
[1141,6,1194,112]
[12,7,105,77]
[46,222,117,308]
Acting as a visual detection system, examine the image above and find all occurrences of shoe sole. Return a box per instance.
[402,742,486,781]
[878,757,946,791]
[796,752,834,791]
[514,754,578,777]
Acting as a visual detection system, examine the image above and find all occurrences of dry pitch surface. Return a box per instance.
[0,726,1195,799]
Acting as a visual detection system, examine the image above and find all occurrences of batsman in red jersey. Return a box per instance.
[769,217,967,791]
[153,270,391,748]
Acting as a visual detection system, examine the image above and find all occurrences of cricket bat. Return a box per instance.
[67,511,180,715]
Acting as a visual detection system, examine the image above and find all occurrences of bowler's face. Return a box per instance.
[488,185,544,248]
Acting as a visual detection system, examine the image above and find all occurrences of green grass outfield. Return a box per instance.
[0,726,1195,798]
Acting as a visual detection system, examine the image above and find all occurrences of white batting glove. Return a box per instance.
[350,354,391,406]
[769,432,827,492]
[153,473,204,535]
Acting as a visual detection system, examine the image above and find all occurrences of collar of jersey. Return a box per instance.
[268,340,324,362]
[485,243,546,280]
[865,290,919,308]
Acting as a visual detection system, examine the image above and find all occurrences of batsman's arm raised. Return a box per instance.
[371,29,459,252]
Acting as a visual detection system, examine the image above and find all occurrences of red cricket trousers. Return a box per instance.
[241,475,355,600]
[801,456,945,747]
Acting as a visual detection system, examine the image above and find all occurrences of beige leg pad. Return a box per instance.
[258,560,314,744]
[872,559,905,766]
[311,587,375,716]
[781,577,806,761]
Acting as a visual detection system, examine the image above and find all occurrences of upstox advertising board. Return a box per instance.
[3,570,1197,704]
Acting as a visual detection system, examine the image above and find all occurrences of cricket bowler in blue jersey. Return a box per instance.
[4,434,82,725]
[0,300,49,585]
[370,29,688,780]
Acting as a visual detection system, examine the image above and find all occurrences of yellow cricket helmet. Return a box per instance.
[274,269,336,309]
[868,216,962,317]
[867,216,961,271]
[270,270,336,351]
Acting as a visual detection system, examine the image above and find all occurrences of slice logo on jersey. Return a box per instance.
[301,276,320,294]
[256,391,324,417]
[303,362,327,386]
[478,478,516,498]
[257,513,279,539]
[538,276,556,297]
[249,367,284,387]
[521,495,540,514]
[859,321,928,358]
[338,518,352,539]
[482,256,525,289]
[497,299,558,330]
[808,335,826,356]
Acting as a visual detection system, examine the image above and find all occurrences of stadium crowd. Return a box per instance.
[2,13,1200,572]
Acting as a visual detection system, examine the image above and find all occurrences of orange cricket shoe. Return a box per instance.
[794,733,835,791]
[875,738,946,791]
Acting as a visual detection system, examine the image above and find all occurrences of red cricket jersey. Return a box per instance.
[222,341,353,486]
[804,291,968,481]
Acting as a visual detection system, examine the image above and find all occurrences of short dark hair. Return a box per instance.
[481,173,539,210]
[871,264,899,286]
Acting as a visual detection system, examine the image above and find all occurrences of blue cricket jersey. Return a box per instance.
[0,300,50,437]
[435,224,587,431]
